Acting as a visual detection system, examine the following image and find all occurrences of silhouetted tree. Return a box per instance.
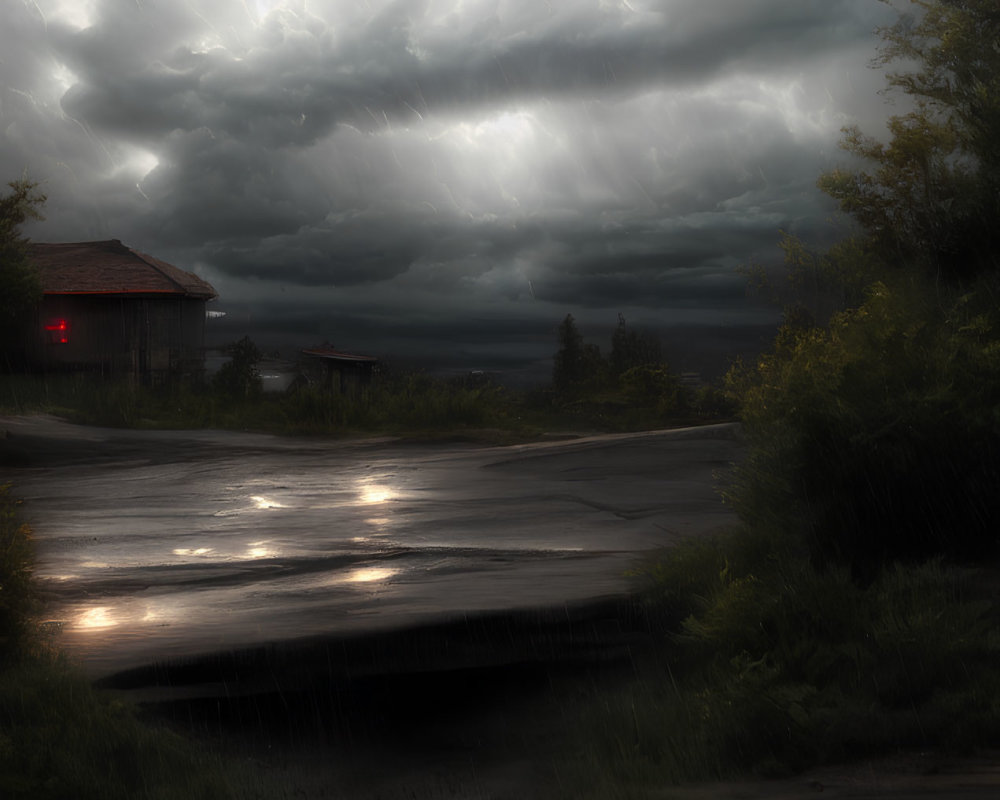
[609,313,663,377]
[213,336,263,400]
[0,176,45,368]
[552,314,603,396]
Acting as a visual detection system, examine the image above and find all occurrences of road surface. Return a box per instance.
[3,415,741,678]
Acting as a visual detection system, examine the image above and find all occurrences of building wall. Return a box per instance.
[32,295,208,381]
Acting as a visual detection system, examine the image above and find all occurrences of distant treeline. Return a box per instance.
[547,311,733,426]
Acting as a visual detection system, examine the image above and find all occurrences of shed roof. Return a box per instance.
[302,345,379,364]
[29,240,217,299]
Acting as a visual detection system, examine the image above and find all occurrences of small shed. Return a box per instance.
[301,344,379,393]
[25,239,217,381]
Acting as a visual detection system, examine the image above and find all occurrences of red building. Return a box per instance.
[23,239,217,381]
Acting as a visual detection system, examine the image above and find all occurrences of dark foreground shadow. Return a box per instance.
[98,598,657,798]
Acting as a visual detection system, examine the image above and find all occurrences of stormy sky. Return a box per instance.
[2,0,901,382]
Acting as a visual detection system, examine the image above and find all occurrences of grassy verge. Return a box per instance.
[555,525,1000,798]
[0,372,732,440]
[0,656,237,800]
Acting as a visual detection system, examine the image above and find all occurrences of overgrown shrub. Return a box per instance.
[726,278,1000,581]
[0,655,233,800]
[617,528,1000,784]
[0,484,36,664]
[212,336,263,401]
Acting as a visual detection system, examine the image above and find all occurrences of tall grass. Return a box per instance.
[558,526,1000,797]
[0,372,517,434]
[0,371,732,439]
[0,655,237,800]
[0,484,257,799]
[0,484,36,662]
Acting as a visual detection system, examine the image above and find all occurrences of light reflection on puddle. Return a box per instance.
[213,495,290,516]
[251,495,287,509]
[346,566,397,583]
[71,598,182,633]
[357,482,396,505]
[245,540,277,559]
[75,606,118,630]
[173,547,213,556]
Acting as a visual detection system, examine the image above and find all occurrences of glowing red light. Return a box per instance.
[44,319,70,344]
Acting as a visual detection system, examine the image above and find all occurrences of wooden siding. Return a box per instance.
[32,295,209,381]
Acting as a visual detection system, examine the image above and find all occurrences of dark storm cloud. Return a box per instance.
[2,0,901,378]
[46,0,886,146]
[534,269,746,310]
[411,1,884,111]
[202,217,426,286]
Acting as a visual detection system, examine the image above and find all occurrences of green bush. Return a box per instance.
[0,656,234,800]
[0,484,36,664]
[619,365,680,412]
[609,529,1000,785]
[726,277,1000,581]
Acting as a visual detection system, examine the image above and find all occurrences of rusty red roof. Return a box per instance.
[29,240,217,299]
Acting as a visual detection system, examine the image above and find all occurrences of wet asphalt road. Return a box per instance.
[2,416,741,678]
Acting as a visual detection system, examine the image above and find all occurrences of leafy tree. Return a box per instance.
[727,0,1000,581]
[818,0,1000,281]
[213,336,263,400]
[781,233,886,317]
[727,281,1000,582]
[619,364,682,414]
[0,177,46,365]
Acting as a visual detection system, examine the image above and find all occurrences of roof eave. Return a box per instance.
[43,290,217,299]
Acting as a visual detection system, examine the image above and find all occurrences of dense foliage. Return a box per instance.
[728,278,1000,581]
[0,178,45,369]
[550,313,732,427]
[0,485,36,664]
[212,335,263,400]
[598,529,1000,790]
[727,0,1000,580]
[818,0,1000,281]
[576,8,1000,786]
